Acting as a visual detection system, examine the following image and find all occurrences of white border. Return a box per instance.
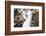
[11,5,42,31]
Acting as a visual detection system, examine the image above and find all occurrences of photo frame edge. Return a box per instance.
[5,1,45,35]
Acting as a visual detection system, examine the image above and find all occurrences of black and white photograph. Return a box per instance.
[14,8,39,27]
